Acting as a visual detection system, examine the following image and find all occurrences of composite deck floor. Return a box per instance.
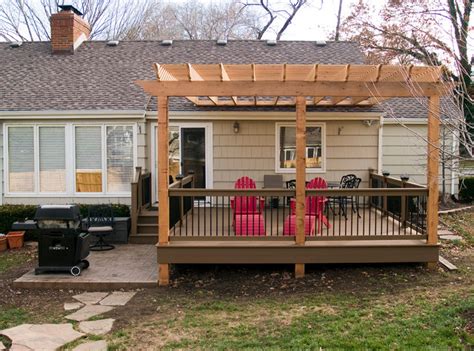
[170,207,425,238]
[14,244,157,289]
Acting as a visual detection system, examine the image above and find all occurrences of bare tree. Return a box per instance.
[340,0,472,200]
[334,0,343,41]
[244,0,312,40]
[0,0,153,41]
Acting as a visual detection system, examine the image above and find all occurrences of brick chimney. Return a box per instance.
[50,5,90,54]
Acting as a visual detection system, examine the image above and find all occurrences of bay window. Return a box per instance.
[5,124,135,195]
[276,123,325,173]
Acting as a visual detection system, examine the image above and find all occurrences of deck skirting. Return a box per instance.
[156,240,439,264]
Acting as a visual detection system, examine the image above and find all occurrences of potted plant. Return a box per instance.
[0,234,7,252]
[6,231,25,249]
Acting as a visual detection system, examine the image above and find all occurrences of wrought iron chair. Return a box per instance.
[87,204,115,251]
[331,174,361,218]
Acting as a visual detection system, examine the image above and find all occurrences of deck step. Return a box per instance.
[137,223,158,234]
[129,234,157,244]
[138,215,157,225]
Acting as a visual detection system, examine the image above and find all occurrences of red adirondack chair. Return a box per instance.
[283,177,331,235]
[231,176,265,236]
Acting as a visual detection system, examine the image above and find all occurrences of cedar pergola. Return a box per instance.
[137,63,451,286]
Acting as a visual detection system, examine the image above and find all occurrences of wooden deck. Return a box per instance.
[170,207,426,239]
[162,205,436,265]
[14,245,157,289]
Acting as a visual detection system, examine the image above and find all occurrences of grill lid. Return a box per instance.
[34,205,81,221]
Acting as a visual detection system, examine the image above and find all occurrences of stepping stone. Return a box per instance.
[65,305,114,322]
[10,345,33,351]
[438,229,455,236]
[440,234,463,241]
[72,340,107,351]
[99,291,137,306]
[0,323,84,351]
[73,292,109,305]
[64,302,84,311]
[78,318,115,335]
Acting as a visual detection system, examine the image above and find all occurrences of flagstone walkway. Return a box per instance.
[0,291,137,350]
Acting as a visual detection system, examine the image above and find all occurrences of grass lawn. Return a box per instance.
[0,210,473,350]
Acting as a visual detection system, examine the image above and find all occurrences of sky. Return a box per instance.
[169,0,360,41]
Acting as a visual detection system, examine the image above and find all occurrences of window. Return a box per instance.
[106,126,134,193]
[5,124,135,195]
[276,123,325,173]
[75,126,103,193]
[8,127,34,193]
[39,127,66,192]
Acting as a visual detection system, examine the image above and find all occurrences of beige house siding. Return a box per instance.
[212,120,379,189]
[382,123,458,193]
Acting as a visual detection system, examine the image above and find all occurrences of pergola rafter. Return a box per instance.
[140,63,449,107]
[136,62,452,286]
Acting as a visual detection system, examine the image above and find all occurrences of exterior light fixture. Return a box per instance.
[400,174,410,182]
[233,121,240,133]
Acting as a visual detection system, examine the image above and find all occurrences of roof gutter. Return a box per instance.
[0,110,146,120]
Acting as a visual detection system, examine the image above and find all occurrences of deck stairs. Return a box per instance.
[129,208,158,244]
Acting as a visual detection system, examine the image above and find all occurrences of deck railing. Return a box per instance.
[369,171,427,235]
[169,172,194,229]
[168,186,428,239]
[131,167,152,236]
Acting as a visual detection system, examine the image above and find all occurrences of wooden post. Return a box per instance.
[426,95,440,268]
[400,180,407,227]
[158,96,170,286]
[295,96,306,278]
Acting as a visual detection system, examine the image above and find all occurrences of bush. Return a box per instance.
[0,204,130,234]
[459,177,474,202]
[0,205,37,234]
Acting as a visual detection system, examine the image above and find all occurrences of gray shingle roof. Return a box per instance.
[0,39,456,119]
[0,40,366,112]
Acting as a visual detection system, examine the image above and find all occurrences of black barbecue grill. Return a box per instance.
[34,205,90,276]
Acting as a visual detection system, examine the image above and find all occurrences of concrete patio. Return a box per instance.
[14,244,157,289]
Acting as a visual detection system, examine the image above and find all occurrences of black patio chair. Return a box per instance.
[285,179,310,205]
[87,204,115,251]
[330,174,361,218]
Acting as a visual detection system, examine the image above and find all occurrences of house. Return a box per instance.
[0,6,455,285]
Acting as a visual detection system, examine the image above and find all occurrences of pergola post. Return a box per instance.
[295,96,306,278]
[426,95,440,268]
[158,96,170,286]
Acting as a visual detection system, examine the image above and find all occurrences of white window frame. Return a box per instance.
[3,122,137,197]
[275,122,326,174]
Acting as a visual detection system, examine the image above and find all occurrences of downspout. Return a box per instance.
[451,130,457,195]
[377,114,384,174]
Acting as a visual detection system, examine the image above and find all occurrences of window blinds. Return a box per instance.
[75,126,102,192]
[39,127,66,192]
[8,127,34,192]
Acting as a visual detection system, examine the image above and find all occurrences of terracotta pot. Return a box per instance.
[0,236,7,252]
[7,231,25,249]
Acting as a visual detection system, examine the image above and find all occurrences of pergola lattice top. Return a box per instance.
[149,63,445,107]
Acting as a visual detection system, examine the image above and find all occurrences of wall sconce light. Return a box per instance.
[233,121,240,133]
[362,120,373,127]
